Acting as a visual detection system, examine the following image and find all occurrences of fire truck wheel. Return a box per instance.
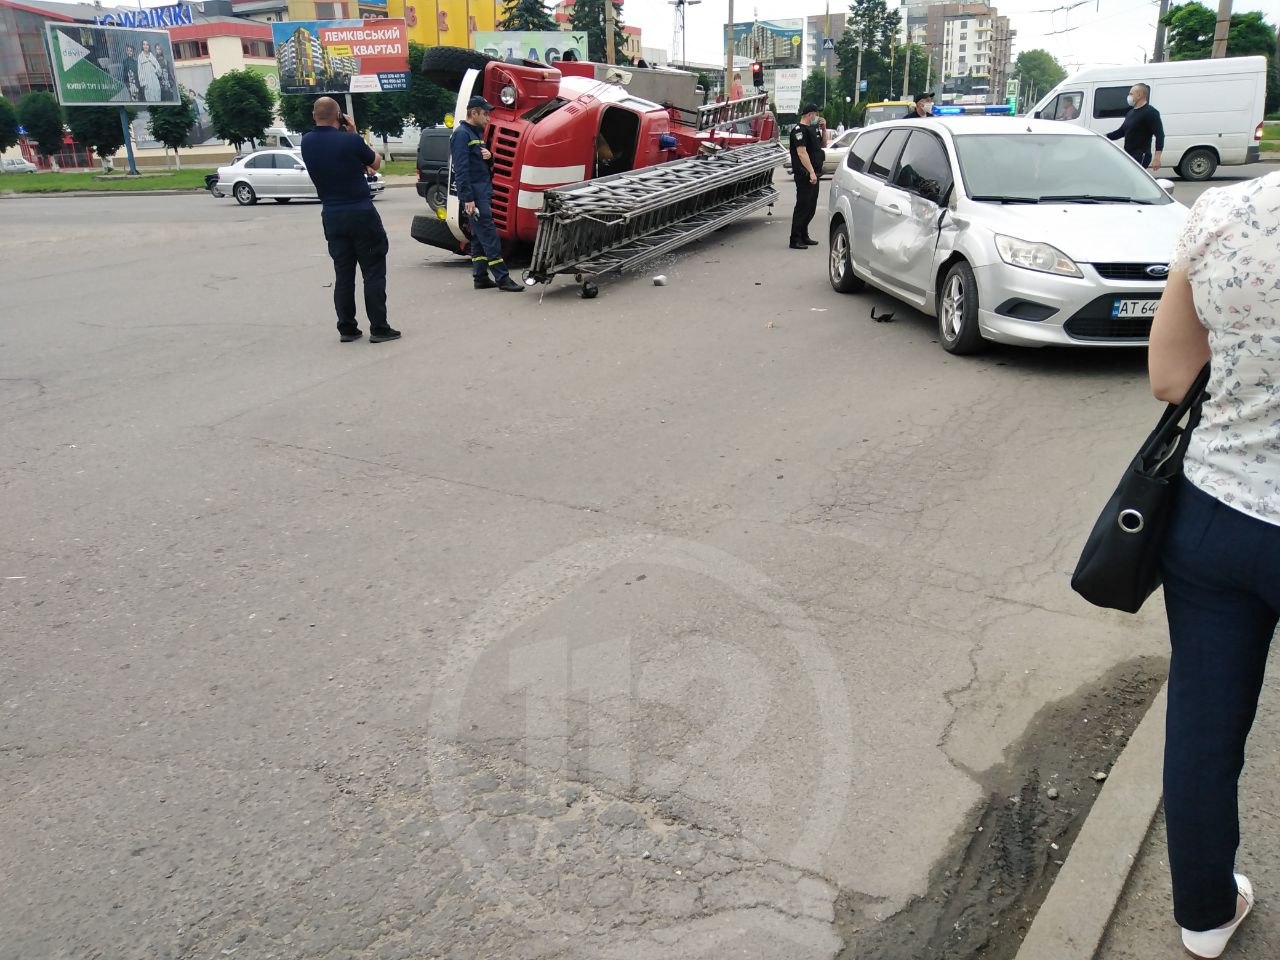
[580,282,599,299]
[421,46,498,90]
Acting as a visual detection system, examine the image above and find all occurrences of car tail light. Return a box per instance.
[1255,122,1264,142]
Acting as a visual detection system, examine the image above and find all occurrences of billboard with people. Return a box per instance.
[44,24,180,106]
[271,19,410,95]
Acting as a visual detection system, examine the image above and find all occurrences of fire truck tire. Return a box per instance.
[411,212,468,256]
[421,46,498,90]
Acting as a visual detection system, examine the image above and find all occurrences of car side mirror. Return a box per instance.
[1155,178,1175,196]
[294,163,305,171]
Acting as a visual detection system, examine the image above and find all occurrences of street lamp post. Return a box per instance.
[670,0,702,69]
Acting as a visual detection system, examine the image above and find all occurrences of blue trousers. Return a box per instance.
[1161,476,1280,931]
[467,187,510,282]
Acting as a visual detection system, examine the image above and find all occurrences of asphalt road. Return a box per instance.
[0,165,1270,960]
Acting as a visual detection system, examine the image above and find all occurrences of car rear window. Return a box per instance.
[867,129,909,179]
[848,129,887,172]
[418,130,451,165]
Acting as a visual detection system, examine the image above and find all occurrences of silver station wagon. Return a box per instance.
[826,117,1188,353]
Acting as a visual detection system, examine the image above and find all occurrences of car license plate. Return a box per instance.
[1111,298,1159,319]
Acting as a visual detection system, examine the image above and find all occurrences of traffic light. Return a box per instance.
[750,61,764,90]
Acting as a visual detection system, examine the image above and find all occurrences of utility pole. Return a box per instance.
[605,0,617,65]
[726,0,735,82]
[902,41,911,99]
[854,42,864,103]
[1211,0,1232,57]
[1153,0,1169,62]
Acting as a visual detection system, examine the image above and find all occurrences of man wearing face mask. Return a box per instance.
[788,104,825,250]
[1106,82,1164,171]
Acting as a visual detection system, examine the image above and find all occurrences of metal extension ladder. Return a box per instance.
[527,140,785,297]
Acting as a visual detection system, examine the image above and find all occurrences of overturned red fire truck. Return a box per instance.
[411,47,785,297]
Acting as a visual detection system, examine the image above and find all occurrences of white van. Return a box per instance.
[258,127,306,150]
[1029,56,1267,180]
[380,125,422,160]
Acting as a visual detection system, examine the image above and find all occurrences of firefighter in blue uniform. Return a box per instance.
[450,95,524,292]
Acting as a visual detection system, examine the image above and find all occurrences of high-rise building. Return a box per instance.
[923,3,1013,102]
[804,12,847,78]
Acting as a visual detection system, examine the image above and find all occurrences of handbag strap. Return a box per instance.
[1139,362,1211,463]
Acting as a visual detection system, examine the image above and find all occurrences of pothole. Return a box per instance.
[836,656,1166,960]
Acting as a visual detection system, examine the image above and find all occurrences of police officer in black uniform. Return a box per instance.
[904,91,933,119]
[788,103,824,250]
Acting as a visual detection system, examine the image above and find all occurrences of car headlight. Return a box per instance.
[994,234,1082,278]
[499,84,516,107]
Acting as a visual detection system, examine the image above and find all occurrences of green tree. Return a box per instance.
[1162,4,1278,111]
[498,0,556,31]
[0,96,19,153]
[66,105,136,167]
[801,69,829,111]
[148,86,198,167]
[836,0,901,100]
[406,42,457,126]
[205,68,274,151]
[278,93,319,134]
[695,71,712,104]
[363,91,409,155]
[1012,49,1067,106]
[570,0,632,64]
[16,91,65,162]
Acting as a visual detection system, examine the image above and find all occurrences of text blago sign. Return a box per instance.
[45,23,181,106]
[271,19,410,95]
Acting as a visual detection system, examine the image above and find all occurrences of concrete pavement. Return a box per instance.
[1014,644,1279,960]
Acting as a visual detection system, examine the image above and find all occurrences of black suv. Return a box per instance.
[416,126,452,211]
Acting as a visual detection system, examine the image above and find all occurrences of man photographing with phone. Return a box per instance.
[300,96,401,343]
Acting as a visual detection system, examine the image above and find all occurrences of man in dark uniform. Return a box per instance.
[904,91,933,119]
[788,103,824,250]
[1106,82,1164,170]
[450,95,523,292]
[300,96,399,343]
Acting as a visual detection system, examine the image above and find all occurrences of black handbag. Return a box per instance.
[1071,363,1211,613]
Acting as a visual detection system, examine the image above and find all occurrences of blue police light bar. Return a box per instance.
[934,106,964,115]
[984,104,1013,114]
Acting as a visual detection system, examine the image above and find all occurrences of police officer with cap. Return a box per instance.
[904,91,934,119]
[788,103,824,250]
[450,94,523,292]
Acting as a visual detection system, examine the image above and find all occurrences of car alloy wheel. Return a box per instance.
[937,260,985,355]
[233,182,257,205]
[828,221,865,293]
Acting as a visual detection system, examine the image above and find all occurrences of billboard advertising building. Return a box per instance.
[728,20,804,70]
[271,18,409,94]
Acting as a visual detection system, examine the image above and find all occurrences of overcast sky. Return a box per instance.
[39,0,1277,79]
[630,0,1280,74]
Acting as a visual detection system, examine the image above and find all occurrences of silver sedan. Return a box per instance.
[214,149,385,206]
[826,117,1188,353]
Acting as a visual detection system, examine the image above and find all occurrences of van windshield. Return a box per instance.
[955,133,1171,204]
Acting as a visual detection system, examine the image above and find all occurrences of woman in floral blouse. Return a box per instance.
[1149,169,1280,959]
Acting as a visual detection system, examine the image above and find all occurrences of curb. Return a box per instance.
[1013,684,1167,960]
[0,180,418,200]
